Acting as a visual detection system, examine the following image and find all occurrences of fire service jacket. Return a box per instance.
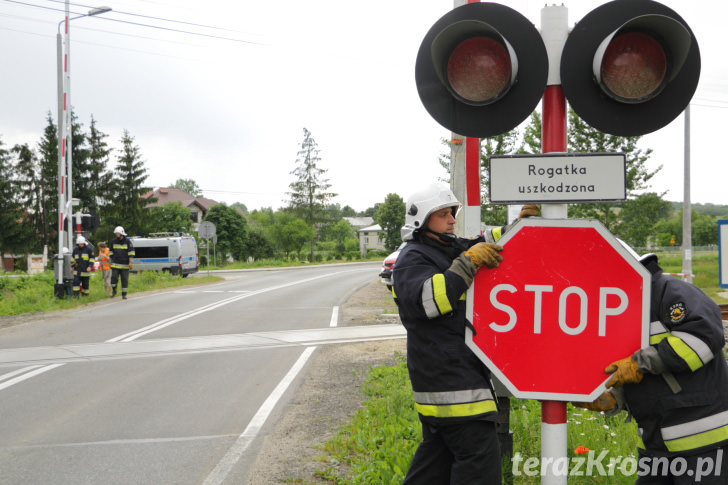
[393,234,498,425]
[72,244,94,277]
[624,257,728,456]
[109,236,135,269]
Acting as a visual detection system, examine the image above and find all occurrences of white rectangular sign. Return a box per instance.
[719,220,728,288]
[488,153,627,203]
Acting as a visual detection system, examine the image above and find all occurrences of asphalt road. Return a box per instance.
[0,262,398,484]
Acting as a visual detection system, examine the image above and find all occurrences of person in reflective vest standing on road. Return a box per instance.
[108,226,134,300]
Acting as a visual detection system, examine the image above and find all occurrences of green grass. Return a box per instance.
[314,354,419,484]
[200,255,385,271]
[656,251,727,302]
[0,271,220,316]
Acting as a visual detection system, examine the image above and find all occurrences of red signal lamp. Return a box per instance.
[561,0,700,136]
[416,3,547,138]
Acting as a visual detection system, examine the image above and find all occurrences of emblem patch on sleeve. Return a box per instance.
[668,302,687,324]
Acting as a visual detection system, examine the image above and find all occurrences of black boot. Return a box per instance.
[110,287,116,298]
[122,293,127,300]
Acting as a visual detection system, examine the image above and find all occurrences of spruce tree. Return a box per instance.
[110,130,152,236]
[286,128,336,261]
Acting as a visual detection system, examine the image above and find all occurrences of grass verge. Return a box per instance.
[0,271,220,316]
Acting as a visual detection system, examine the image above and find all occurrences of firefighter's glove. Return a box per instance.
[518,204,540,219]
[605,356,644,388]
[464,243,503,270]
[128,261,133,270]
[572,392,617,413]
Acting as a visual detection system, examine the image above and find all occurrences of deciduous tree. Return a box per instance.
[376,193,405,251]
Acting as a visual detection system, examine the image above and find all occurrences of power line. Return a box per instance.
[2,0,265,45]
[39,0,252,34]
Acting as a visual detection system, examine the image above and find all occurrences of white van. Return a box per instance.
[130,233,199,277]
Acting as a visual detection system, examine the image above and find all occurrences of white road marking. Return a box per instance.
[0,364,64,391]
[107,271,351,343]
[0,365,43,383]
[202,346,317,485]
[0,325,406,366]
[329,306,339,327]
[0,433,240,450]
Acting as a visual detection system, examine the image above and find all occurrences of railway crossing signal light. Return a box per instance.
[415,2,548,138]
[416,0,700,138]
[560,0,700,136]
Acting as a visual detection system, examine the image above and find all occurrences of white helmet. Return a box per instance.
[616,238,657,265]
[76,235,86,245]
[401,183,461,241]
[114,226,126,236]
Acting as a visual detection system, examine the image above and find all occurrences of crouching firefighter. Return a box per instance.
[392,183,537,484]
[575,248,728,484]
[71,235,94,297]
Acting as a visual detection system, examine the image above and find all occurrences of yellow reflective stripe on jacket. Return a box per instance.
[648,321,714,371]
[492,226,503,242]
[416,400,497,418]
[414,388,496,418]
[661,410,728,452]
[666,333,712,371]
[422,274,452,318]
[649,320,670,345]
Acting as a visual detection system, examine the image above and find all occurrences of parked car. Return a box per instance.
[379,242,406,291]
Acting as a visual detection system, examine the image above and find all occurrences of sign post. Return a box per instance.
[489,153,626,204]
[198,221,216,277]
[719,220,728,289]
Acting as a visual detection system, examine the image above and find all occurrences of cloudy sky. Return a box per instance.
[1,0,726,213]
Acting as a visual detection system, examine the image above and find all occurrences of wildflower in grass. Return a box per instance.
[574,446,590,454]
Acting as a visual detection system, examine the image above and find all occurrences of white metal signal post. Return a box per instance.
[55,1,110,292]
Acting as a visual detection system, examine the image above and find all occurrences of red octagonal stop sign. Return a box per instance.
[466,219,650,401]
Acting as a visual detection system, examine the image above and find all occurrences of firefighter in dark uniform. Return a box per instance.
[577,247,728,484]
[109,225,135,300]
[71,235,94,297]
[393,184,537,484]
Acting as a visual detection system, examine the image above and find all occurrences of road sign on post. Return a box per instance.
[198,221,216,276]
[489,153,626,204]
[466,218,651,401]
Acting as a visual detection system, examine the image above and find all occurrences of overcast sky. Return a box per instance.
[1,0,726,213]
